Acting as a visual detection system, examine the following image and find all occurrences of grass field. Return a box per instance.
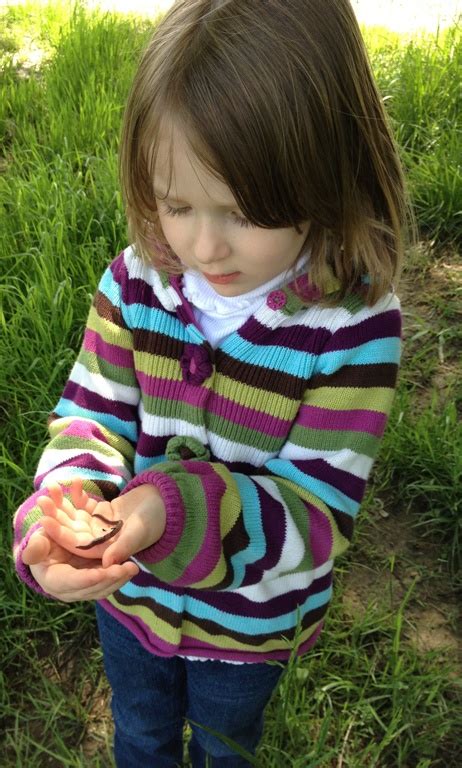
[1,3,461,766]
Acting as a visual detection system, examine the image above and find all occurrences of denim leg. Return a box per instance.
[95,603,186,768]
[186,658,285,768]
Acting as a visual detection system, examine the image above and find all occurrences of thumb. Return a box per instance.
[22,530,52,565]
[102,516,144,567]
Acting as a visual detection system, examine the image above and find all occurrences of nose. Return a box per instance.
[193,216,231,266]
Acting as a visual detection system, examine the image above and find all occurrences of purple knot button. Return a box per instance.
[267,289,287,310]
[180,343,214,385]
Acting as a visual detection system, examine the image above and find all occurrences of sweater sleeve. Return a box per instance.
[13,253,140,592]
[123,294,401,590]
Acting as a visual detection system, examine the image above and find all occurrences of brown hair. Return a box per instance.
[120,0,413,305]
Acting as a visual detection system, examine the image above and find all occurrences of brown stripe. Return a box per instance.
[215,350,306,399]
[113,591,329,647]
[306,363,398,390]
[134,328,185,359]
[331,508,354,541]
[94,290,125,328]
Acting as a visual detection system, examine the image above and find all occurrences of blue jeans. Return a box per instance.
[95,603,285,767]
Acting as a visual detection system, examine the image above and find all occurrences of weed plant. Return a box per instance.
[1,4,461,766]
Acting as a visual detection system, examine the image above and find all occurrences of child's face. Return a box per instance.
[154,124,309,296]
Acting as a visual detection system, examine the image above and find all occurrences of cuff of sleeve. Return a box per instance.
[121,471,185,563]
[14,522,58,600]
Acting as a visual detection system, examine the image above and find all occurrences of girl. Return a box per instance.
[14,1,409,765]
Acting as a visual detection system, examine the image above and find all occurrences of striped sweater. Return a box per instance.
[14,246,401,662]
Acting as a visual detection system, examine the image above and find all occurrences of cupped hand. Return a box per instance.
[22,528,139,602]
[35,478,166,568]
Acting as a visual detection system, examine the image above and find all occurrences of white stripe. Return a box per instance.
[253,476,306,575]
[139,402,208,441]
[232,560,333,601]
[70,361,139,404]
[278,444,373,480]
[266,292,400,332]
[35,448,132,481]
[123,246,180,310]
[209,433,276,464]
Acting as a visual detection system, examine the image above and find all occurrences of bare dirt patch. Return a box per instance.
[342,241,462,671]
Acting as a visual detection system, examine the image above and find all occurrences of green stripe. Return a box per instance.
[142,395,204,426]
[305,386,395,413]
[289,425,379,458]
[148,472,207,582]
[215,373,298,418]
[47,432,132,463]
[277,482,313,572]
[135,351,182,381]
[78,349,138,388]
[87,306,133,349]
[206,412,284,453]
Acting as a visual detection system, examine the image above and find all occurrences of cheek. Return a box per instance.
[158,217,183,250]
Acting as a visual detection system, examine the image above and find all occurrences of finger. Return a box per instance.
[46,561,139,602]
[79,563,140,601]
[38,496,84,532]
[70,478,97,513]
[37,495,59,517]
[47,482,64,509]
[47,482,78,519]
[22,530,52,565]
[40,516,96,551]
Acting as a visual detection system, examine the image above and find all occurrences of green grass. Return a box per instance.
[1,4,461,766]
[364,21,462,245]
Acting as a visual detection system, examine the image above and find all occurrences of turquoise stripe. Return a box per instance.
[266,459,359,517]
[99,266,122,306]
[134,454,167,473]
[120,580,333,634]
[315,337,401,375]
[227,475,265,589]
[55,398,138,442]
[126,304,188,339]
[220,336,313,377]
[99,269,188,341]
[185,323,205,344]
[40,467,126,487]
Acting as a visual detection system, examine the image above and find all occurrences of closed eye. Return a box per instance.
[160,203,191,217]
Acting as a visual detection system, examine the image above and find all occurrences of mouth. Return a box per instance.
[202,271,241,285]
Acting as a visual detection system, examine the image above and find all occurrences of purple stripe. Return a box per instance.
[57,419,118,446]
[177,623,324,661]
[137,372,292,437]
[242,485,285,582]
[128,568,332,618]
[292,458,366,502]
[137,371,205,407]
[208,392,290,437]
[171,275,198,326]
[240,317,331,353]
[308,502,333,567]
[123,471,186,563]
[62,381,136,424]
[137,432,170,458]
[298,404,387,436]
[325,310,401,352]
[110,253,164,311]
[35,454,126,489]
[98,600,180,656]
[83,329,134,368]
[14,489,44,536]
[98,600,325,660]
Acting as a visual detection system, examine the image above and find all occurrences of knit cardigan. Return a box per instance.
[14,246,401,662]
